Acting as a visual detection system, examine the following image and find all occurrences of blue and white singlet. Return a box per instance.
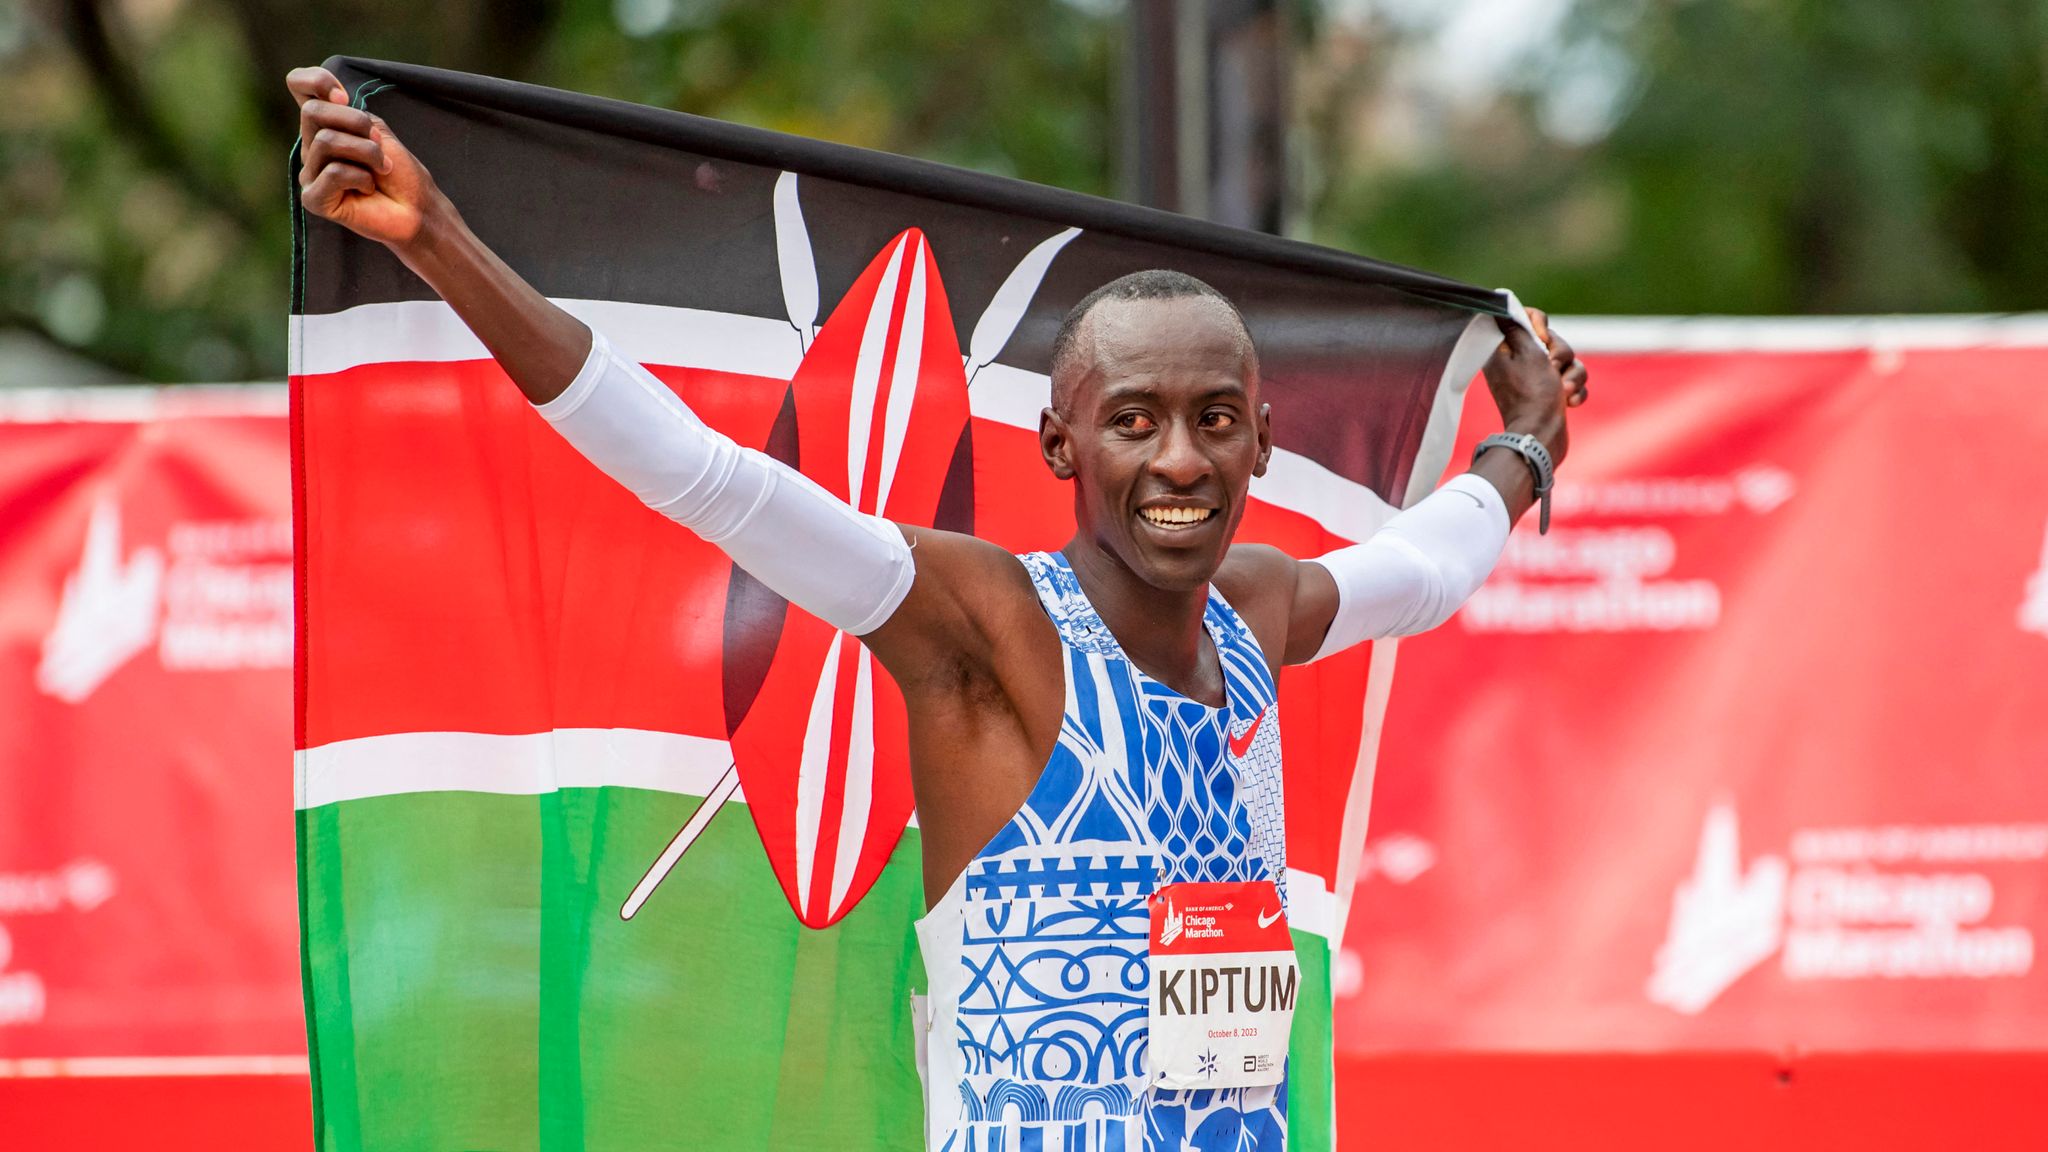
[916,551,1291,1152]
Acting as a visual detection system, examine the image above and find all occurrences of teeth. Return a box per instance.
[1140,507,1214,527]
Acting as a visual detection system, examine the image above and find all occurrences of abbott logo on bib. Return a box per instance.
[1148,879,1298,1090]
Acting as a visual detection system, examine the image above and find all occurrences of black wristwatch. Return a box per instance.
[1473,432,1554,534]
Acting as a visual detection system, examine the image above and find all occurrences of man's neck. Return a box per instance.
[1062,536,1223,707]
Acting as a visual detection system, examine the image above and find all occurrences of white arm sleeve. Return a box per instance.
[1304,472,1510,660]
[535,330,914,636]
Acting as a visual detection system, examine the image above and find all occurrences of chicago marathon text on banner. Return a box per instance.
[0,389,300,1063]
[1339,322,2048,1052]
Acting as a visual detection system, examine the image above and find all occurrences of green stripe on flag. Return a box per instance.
[301,787,927,1151]
[1286,928,1336,1152]
[304,785,1340,1150]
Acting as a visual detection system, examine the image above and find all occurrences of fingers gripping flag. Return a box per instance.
[292,57,1514,1152]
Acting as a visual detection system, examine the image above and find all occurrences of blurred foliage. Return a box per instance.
[1309,0,2048,314]
[0,0,1116,381]
[3,0,2046,381]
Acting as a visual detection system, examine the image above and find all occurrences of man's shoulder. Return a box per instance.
[1215,542,1299,599]
[901,525,1032,581]
[874,525,1060,705]
[895,526,1043,629]
[1214,544,1300,668]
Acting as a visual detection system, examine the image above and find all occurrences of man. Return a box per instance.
[290,63,1585,1151]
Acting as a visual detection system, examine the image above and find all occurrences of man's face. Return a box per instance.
[1040,295,1272,592]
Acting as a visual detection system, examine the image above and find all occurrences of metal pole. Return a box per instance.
[1123,0,1290,232]
[1126,0,1185,212]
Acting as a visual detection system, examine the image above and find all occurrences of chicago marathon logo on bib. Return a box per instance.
[1148,878,1298,1090]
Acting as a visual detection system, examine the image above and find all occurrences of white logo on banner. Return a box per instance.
[2020,518,2048,639]
[1648,806,2041,1013]
[1729,467,1797,514]
[35,500,291,704]
[36,498,163,703]
[1646,803,1787,1014]
[1459,466,1795,635]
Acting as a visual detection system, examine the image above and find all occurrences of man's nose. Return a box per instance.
[1147,419,1212,488]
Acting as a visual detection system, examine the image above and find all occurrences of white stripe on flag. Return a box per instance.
[875,238,927,514]
[292,302,2048,379]
[1403,313,1499,509]
[291,299,803,379]
[294,300,1400,544]
[846,239,908,509]
[1285,867,1337,940]
[295,728,1334,926]
[792,632,847,917]
[1255,449,1399,542]
[294,728,735,809]
[829,650,878,920]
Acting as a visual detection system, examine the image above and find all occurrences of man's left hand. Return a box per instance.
[1480,306,1588,468]
[1527,307,1590,409]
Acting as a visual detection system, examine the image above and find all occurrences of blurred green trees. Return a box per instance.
[3,0,2044,382]
[1310,0,2048,315]
[0,0,1116,381]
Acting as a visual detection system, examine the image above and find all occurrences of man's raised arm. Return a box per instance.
[290,65,931,640]
[1261,313,1589,665]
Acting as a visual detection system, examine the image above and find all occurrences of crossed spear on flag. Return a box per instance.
[620,173,1077,922]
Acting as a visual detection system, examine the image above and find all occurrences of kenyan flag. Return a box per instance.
[291,57,1510,1151]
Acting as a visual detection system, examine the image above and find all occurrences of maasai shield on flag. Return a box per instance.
[292,57,1514,1151]
[723,227,971,929]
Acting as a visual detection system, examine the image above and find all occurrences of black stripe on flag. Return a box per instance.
[296,56,1507,503]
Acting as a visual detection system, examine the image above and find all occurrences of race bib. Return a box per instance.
[1147,879,1297,1090]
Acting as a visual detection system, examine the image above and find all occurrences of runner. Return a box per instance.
[289,64,1587,1151]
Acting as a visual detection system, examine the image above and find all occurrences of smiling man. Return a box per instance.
[291,62,1585,1152]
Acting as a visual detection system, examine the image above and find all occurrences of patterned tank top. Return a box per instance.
[915,551,1291,1152]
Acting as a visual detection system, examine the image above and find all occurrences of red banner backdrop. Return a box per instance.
[7,318,2048,1149]
[1339,318,2048,1055]
[0,388,303,1065]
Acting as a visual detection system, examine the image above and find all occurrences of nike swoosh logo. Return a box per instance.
[1228,706,1270,759]
[1257,907,1283,930]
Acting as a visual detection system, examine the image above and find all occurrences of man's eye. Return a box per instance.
[1114,412,1155,431]
[1201,410,1237,429]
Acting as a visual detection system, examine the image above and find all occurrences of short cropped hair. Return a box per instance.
[1048,270,1256,412]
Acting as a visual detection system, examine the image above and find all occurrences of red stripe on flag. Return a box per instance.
[292,357,787,748]
[293,310,1376,912]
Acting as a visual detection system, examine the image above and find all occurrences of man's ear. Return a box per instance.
[1252,401,1274,478]
[1040,407,1076,480]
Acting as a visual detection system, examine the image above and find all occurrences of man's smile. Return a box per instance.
[1137,504,1218,531]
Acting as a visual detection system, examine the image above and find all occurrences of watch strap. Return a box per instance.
[1473,431,1554,534]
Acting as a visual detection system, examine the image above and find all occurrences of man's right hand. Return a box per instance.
[285,64,591,400]
[290,66,437,249]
